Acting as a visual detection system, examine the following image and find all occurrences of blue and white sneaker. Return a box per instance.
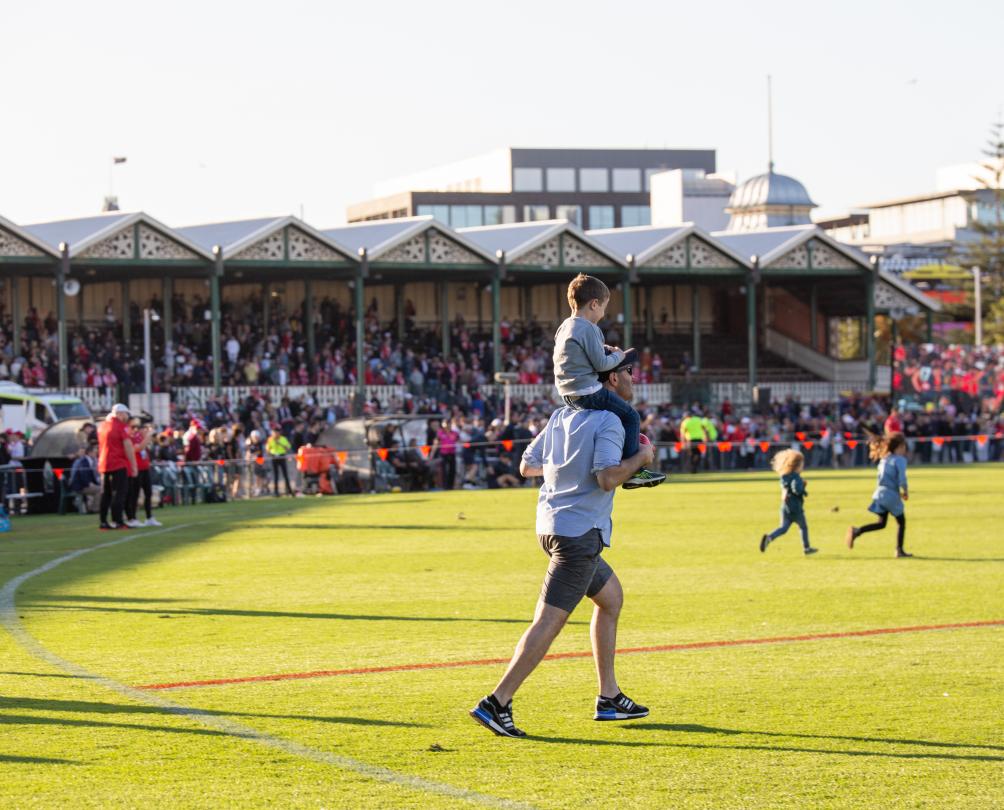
[594,692,649,721]
[469,695,526,738]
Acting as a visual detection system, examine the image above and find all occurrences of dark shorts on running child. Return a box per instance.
[538,528,614,613]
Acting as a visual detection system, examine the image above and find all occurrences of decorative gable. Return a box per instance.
[875,280,920,314]
[379,234,425,263]
[428,230,487,265]
[138,224,200,260]
[233,230,284,261]
[768,243,808,270]
[519,237,560,267]
[642,240,686,268]
[688,237,740,269]
[287,227,344,262]
[809,240,857,270]
[562,236,611,267]
[0,228,45,258]
[78,228,134,259]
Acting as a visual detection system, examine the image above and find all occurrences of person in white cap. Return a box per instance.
[97,404,137,530]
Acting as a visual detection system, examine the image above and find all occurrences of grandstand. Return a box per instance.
[0,212,938,411]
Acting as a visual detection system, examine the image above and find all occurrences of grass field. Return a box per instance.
[1,465,1002,809]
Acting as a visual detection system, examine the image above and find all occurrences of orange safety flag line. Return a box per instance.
[376,448,388,461]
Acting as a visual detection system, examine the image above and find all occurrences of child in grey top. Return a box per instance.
[552,274,664,490]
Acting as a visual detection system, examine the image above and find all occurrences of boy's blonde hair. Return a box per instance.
[771,448,804,475]
[567,273,610,310]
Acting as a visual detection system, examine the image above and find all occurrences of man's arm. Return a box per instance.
[576,322,623,372]
[519,428,546,477]
[592,416,654,491]
[595,446,654,492]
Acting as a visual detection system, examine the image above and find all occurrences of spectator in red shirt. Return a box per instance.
[97,403,137,530]
[884,408,904,436]
[125,419,159,527]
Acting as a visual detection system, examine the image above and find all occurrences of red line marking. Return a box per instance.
[137,619,1004,692]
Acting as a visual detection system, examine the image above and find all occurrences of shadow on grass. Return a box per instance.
[0,696,429,728]
[22,600,552,625]
[620,723,1004,760]
[0,754,78,765]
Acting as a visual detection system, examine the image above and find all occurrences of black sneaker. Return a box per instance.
[594,692,649,721]
[99,522,115,531]
[896,549,913,558]
[759,534,770,553]
[804,547,819,556]
[623,468,666,490]
[469,695,526,738]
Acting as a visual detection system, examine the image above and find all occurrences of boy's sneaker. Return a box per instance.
[469,695,525,738]
[594,692,649,721]
[145,517,163,527]
[623,468,666,490]
[759,534,771,552]
[845,526,858,549]
[804,547,819,556]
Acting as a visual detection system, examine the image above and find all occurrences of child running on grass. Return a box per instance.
[760,448,817,555]
[846,432,912,558]
[553,273,665,490]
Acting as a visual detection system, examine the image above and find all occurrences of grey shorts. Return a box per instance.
[538,528,614,613]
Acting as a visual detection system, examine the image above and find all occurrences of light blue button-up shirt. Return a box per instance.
[521,406,625,545]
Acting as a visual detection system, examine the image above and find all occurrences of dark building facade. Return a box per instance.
[347,147,717,230]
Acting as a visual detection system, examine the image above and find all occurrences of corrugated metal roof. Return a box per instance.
[712,226,811,263]
[457,222,559,257]
[22,212,133,251]
[176,217,285,253]
[586,226,689,261]
[322,219,426,257]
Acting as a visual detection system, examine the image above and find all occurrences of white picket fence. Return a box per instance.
[477,383,674,405]
[171,385,407,410]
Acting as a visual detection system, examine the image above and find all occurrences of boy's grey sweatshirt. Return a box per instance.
[552,316,624,397]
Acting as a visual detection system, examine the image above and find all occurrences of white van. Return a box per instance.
[0,382,91,438]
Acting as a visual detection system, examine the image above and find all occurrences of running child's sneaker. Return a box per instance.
[469,695,526,738]
[803,547,819,556]
[623,469,666,490]
[895,549,913,558]
[845,526,858,549]
[759,534,771,552]
[594,692,649,721]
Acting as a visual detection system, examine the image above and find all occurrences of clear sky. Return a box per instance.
[1,0,1000,227]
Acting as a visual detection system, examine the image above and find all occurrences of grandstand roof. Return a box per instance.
[588,224,748,269]
[459,220,624,268]
[323,216,495,265]
[0,213,59,260]
[178,216,353,263]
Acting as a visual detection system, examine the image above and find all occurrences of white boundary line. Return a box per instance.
[0,522,534,810]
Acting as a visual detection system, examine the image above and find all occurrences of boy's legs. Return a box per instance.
[571,389,640,458]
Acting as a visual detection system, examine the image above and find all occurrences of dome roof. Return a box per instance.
[727,170,816,211]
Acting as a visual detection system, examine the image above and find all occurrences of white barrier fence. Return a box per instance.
[476,383,674,405]
[170,385,407,410]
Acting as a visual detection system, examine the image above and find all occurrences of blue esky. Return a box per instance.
[1,0,1000,227]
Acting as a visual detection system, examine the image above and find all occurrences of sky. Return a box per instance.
[1,0,1001,228]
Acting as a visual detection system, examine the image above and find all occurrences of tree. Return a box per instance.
[954,120,1004,342]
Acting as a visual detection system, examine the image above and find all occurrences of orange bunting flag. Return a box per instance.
[717,441,732,452]
[217,459,226,467]
[932,437,945,447]
[420,445,431,459]
[673,441,683,452]
[463,442,471,449]
[977,435,988,446]
[255,456,264,466]
[697,442,707,454]
[795,431,806,442]
[759,441,770,452]
[376,448,389,461]
[54,467,63,480]
[335,451,348,466]
[846,439,858,450]
[802,440,814,450]
[502,439,514,452]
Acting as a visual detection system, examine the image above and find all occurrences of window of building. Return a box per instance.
[555,205,582,225]
[579,168,609,192]
[644,168,666,191]
[612,168,642,193]
[513,167,543,192]
[450,205,483,228]
[588,205,615,229]
[483,205,517,225]
[621,205,651,227]
[546,168,576,192]
[524,205,551,222]
[417,204,450,224]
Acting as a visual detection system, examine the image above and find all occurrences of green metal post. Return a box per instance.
[692,284,701,370]
[211,247,223,395]
[355,250,367,407]
[809,283,818,351]
[623,256,634,349]
[121,279,131,344]
[162,276,173,370]
[10,277,20,357]
[304,279,315,371]
[866,267,876,391]
[645,285,654,344]
[262,282,271,332]
[925,310,933,342]
[440,281,450,357]
[748,257,759,389]
[492,252,504,375]
[395,283,405,341]
[56,244,69,390]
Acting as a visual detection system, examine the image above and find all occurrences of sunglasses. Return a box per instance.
[621,366,633,375]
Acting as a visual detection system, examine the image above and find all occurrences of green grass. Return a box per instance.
[1,466,1002,809]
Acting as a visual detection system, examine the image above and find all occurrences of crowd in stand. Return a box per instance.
[894,342,1004,402]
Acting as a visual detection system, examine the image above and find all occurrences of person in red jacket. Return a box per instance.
[125,419,158,527]
[97,403,137,530]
